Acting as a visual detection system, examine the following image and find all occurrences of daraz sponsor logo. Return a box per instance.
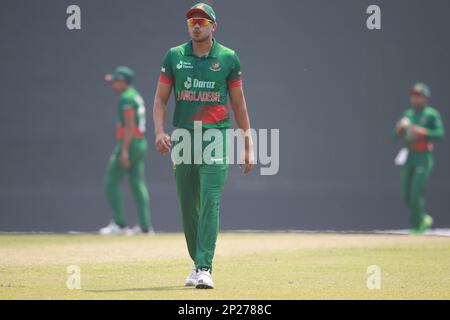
[184,77,216,90]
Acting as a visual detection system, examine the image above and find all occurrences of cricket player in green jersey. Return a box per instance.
[100,66,153,235]
[152,3,254,289]
[394,83,445,235]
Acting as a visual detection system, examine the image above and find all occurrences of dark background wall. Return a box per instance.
[0,0,449,232]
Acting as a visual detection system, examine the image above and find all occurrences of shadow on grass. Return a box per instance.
[84,285,189,293]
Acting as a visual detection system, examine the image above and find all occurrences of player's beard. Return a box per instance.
[192,32,212,44]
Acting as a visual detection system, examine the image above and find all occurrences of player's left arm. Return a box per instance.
[229,83,254,175]
[412,111,445,141]
[424,112,445,141]
[120,108,136,168]
[228,52,254,175]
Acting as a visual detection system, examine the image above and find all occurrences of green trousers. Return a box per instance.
[401,151,433,230]
[105,138,151,231]
[174,128,228,270]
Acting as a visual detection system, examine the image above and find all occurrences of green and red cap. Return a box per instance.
[411,82,431,98]
[104,66,135,84]
[186,3,216,22]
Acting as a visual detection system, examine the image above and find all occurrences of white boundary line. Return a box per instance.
[0,229,450,236]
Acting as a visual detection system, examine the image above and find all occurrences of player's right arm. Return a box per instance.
[393,111,410,138]
[153,82,172,154]
[153,50,174,154]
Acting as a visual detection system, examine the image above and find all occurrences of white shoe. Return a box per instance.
[99,221,127,235]
[128,225,155,235]
[185,265,198,287]
[195,268,214,289]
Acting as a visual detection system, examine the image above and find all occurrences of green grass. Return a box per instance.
[1,233,450,299]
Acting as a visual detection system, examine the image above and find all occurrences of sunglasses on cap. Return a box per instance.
[187,18,214,28]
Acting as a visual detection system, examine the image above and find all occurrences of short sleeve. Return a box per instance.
[159,49,174,85]
[227,52,242,88]
[119,96,136,112]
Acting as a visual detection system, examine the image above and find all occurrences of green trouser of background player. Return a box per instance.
[105,138,152,231]
[401,151,433,231]
[173,128,228,270]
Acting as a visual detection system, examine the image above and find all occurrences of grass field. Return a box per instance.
[1,233,450,299]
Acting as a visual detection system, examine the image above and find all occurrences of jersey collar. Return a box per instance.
[185,38,219,58]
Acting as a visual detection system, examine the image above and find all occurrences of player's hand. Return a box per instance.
[119,149,130,168]
[410,125,427,136]
[396,117,411,134]
[155,132,171,154]
[405,125,427,141]
[240,146,255,176]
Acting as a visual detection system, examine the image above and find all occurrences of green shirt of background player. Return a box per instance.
[100,66,153,235]
[394,83,445,235]
[152,3,254,289]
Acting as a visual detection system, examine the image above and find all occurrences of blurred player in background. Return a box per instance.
[152,3,253,288]
[100,66,153,235]
[394,83,445,235]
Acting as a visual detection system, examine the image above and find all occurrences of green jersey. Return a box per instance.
[395,106,445,152]
[116,86,146,139]
[159,39,242,129]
